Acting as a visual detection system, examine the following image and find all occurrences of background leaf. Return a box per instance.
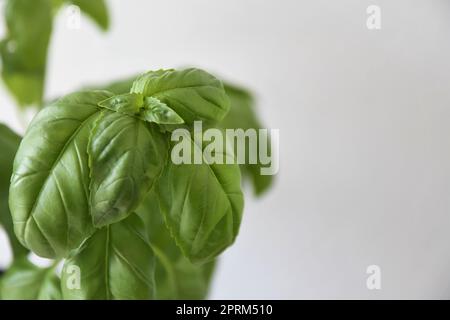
[0,257,61,300]
[69,0,109,31]
[0,0,52,107]
[221,84,274,196]
[0,123,27,258]
[0,0,110,108]
[61,214,155,300]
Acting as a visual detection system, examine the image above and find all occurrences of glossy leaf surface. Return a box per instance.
[9,91,112,258]
[88,111,168,227]
[157,131,244,264]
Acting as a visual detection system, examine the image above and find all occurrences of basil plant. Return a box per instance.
[0,68,273,299]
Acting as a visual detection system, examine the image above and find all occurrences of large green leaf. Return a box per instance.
[221,84,274,196]
[0,0,53,107]
[131,68,230,124]
[0,257,61,300]
[156,130,244,264]
[0,123,27,257]
[137,190,216,299]
[88,111,168,227]
[9,91,112,258]
[69,0,109,30]
[61,214,155,300]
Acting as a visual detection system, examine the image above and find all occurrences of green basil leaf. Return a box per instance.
[98,93,144,115]
[139,97,184,125]
[131,68,230,124]
[0,123,28,257]
[69,0,109,31]
[156,130,244,264]
[97,93,183,125]
[0,258,61,300]
[9,90,113,258]
[137,190,216,299]
[221,83,274,196]
[0,0,52,107]
[61,214,155,300]
[88,111,168,227]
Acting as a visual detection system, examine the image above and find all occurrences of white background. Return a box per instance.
[2,0,450,299]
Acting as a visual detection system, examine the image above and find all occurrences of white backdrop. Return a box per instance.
[2,0,450,299]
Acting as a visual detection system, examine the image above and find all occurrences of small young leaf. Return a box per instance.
[98,93,144,115]
[61,214,155,300]
[131,68,230,124]
[97,93,184,125]
[9,91,113,258]
[139,97,184,125]
[88,111,168,227]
